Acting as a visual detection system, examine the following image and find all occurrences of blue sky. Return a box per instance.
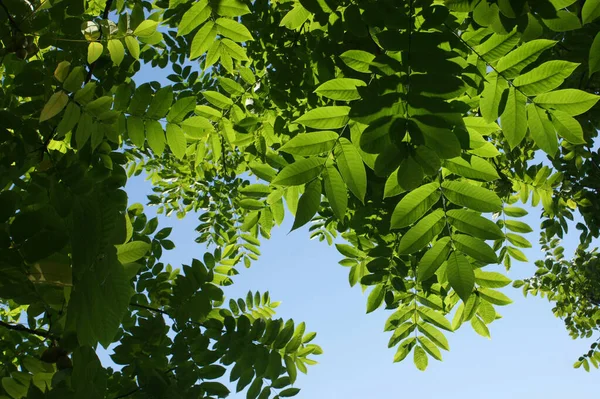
[108,60,600,398]
[122,173,598,399]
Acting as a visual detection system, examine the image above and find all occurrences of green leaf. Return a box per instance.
[464,117,501,136]
[413,345,428,371]
[167,96,196,123]
[384,168,406,199]
[417,237,452,281]
[239,199,264,210]
[280,131,339,155]
[280,4,311,29]
[107,39,125,66]
[181,116,214,137]
[291,180,321,231]
[513,60,580,95]
[134,20,159,37]
[147,86,174,119]
[535,89,600,116]
[294,106,350,129]
[501,87,528,149]
[589,32,600,77]
[475,30,519,62]
[146,120,165,155]
[496,40,556,78]
[446,251,474,302]
[216,0,251,16]
[415,121,461,159]
[479,288,513,305]
[441,181,502,213]
[54,60,71,82]
[202,90,233,109]
[124,36,140,60]
[527,104,558,157]
[340,50,375,73]
[56,102,80,137]
[397,156,424,191]
[550,110,586,144]
[366,285,385,313]
[63,66,85,92]
[87,42,103,64]
[166,123,187,160]
[334,138,367,203]
[394,337,417,362]
[453,234,498,264]
[504,220,533,233]
[543,10,582,32]
[443,156,499,182]
[314,78,366,101]
[200,382,230,398]
[75,112,93,149]
[40,91,69,122]
[272,157,326,186]
[474,270,512,288]
[279,388,300,397]
[471,316,491,338]
[215,18,253,42]
[397,209,445,254]
[504,206,528,217]
[335,244,362,258]
[190,21,217,60]
[178,0,210,36]
[446,209,504,240]
[391,182,441,229]
[127,116,145,148]
[480,73,509,123]
[506,232,532,248]
[507,246,529,262]
[583,0,600,24]
[217,76,244,95]
[417,322,449,351]
[323,166,347,220]
[221,38,248,60]
[417,307,453,332]
[418,336,443,361]
[116,241,151,263]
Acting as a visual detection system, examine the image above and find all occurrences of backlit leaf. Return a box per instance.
[441,181,502,213]
[294,106,350,129]
[315,78,366,101]
[272,158,326,186]
[391,182,441,229]
[334,138,367,203]
[446,251,474,302]
[323,166,347,220]
[280,131,339,155]
[291,180,321,231]
[40,91,69,122]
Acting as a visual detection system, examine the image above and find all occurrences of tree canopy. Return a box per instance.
[1,0,600,396]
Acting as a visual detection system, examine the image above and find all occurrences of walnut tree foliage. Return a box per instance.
[1,0,600,396]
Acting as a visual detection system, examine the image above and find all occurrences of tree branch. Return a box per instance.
[0,320,57,340]
[0,0,22,32]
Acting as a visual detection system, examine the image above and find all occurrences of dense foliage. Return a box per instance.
[1,0,600,396]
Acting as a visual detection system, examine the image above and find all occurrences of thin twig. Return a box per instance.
[0,320,57,340]
[443,22,534,102]
[129,302,170,315]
